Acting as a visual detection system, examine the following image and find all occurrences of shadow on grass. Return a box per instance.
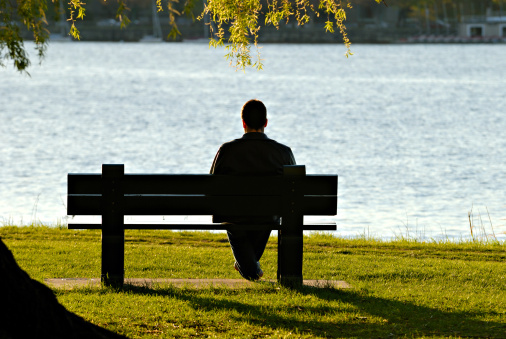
[122,284,504,338]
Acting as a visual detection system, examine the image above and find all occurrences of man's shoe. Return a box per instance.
[234,261,263,280]
[256,261,264,279]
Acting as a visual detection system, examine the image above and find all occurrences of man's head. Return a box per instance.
[241,99,268,132]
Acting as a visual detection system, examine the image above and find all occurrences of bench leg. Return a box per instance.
[102,230,124,287]
[101,164,125,288]
[278,227,303,288]
[279,165,305,288]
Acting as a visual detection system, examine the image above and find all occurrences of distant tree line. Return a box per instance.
[39,0,504,37]
[3,0,502,73]
[40,0,504,25]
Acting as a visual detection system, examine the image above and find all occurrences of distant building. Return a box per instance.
[459,8,506,38]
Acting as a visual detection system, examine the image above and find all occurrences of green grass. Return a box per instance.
[1,226,505,338]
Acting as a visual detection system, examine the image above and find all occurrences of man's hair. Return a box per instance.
[241,99,267,130]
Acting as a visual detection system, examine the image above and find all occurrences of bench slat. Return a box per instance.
[67,222,337,231]
[125,175,284,195]
[68,174,101,194]
[123,195,282,215]
[68,174,337,196]
[303,196,338,215]
[67,195,337,216]
[67,194,101,215]
[68,195,282,215]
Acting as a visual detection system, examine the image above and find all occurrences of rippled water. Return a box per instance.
[2,42,505,240]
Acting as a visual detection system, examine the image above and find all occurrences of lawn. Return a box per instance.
[1,226,505,338]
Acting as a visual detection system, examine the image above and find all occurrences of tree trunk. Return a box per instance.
[0,238,127,339]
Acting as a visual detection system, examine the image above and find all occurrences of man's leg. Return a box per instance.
[251,229,271,261]
[227,229,270,280]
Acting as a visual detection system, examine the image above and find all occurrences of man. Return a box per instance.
[210,99,296,280]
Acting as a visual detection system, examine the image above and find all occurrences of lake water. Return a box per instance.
[1,41,505,241]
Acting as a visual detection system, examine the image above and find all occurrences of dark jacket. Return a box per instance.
[210,132,296,176]
[210,132,296,223]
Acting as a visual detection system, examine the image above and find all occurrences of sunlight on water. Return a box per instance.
[1,42,505,240]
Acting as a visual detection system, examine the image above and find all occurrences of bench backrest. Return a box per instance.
[68,164,337,220]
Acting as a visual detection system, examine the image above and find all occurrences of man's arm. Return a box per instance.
[288,148,296,166]
[210,148,221,174]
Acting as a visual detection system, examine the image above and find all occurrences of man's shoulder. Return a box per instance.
[267,138,292,149]
[218,138,243,150]
[262,137,294,154]
[220,135,292,152]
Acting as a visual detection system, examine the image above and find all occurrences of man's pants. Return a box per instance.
[227,229,271,280]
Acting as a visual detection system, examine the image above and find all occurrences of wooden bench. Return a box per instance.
[67,164,338,288]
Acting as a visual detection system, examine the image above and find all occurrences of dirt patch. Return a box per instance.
[44,278,351,289]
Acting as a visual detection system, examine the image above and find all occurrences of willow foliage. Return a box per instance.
[1,0,385,72]
[0,0,50,71]
[204,0,385,69]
